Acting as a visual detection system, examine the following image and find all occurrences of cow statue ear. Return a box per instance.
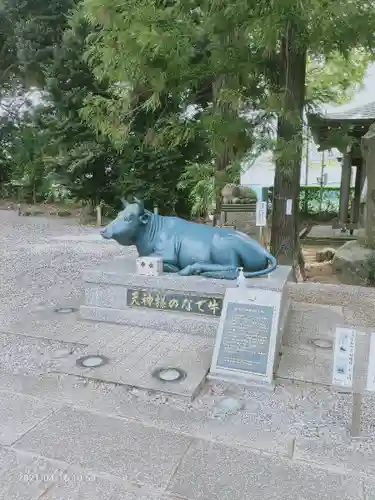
[139,213,149,225]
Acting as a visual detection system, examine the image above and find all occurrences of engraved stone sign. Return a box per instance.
[126,288,223,317]
[210,287,285,387]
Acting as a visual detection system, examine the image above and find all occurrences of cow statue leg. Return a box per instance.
[163,263,180,273]
[179,263,237,276]
[148,252,179,273]
[179,249,239,277]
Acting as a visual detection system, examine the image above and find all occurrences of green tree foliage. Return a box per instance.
[0,108,53,202]
[0,1,204,214]
[0,2,17,92]
[77,1,217,213]
[80,0,267,218]
[2,0,76,86]
[177,161,237,219]
[40,14,123,205]
[249,0,375,264]
[306,50,372,107]
[0,116,17,191]
[80,0,375,243]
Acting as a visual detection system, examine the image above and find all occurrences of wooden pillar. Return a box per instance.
[359,161,367,227]
[361,123,375,248]
[339,149,352,224]
[351,164,362,224]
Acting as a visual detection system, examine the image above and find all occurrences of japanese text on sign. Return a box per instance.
[216,302,274,375]
[256,201,267,227]
[332,328,356,388]
[127,289,223,316]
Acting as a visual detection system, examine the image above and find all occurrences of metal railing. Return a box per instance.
[221,203,257,213]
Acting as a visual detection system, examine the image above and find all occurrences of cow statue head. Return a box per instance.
[100,197,151,245]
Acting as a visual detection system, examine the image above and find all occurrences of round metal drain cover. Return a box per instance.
[76,355,109,368]
[152,367,186,383]
[54,306,78,314]
[310,338,333,349]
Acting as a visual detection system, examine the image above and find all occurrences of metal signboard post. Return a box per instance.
[256,201,267,246]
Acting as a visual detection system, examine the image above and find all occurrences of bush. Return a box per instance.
[299,186,351,215]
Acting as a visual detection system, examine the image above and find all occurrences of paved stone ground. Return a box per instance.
[1,210,375,499]
[306,225,360,241]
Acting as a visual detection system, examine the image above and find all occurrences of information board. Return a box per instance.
[210,287,283,386]
[216,302,273,375]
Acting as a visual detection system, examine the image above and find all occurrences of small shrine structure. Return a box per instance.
[308,102,375,234]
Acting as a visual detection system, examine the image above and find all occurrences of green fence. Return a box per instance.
[266,186,354,216]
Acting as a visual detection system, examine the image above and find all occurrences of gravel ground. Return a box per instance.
[0,210,366,439]
[0,210,375,499]
[0,210,127,319]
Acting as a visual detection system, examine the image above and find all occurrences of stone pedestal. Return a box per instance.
[80,257,292,338]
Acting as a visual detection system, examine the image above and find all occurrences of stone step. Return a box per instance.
[286,281,375,327]
[278,301,339,384]
[282,301,345,348]
[279,299,371,387]
[54,328,213,400]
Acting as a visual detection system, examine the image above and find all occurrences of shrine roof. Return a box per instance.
[307,102,375,154]
[308,102,375,130]
[319,101,375,121]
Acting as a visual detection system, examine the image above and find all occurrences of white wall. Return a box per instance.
[240,143,347,191]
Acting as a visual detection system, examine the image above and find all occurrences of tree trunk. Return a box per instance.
[212,75,232,227]
[361,123,375,249]
[270,22,307,266]
[213,185,222,227]
[213,151,229,226]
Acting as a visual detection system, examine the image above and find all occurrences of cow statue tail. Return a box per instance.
[200,250,277,280]
[243,251,277,278]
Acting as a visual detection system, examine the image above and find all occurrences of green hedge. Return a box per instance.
[267,186,355,216]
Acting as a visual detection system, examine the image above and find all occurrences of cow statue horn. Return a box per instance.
[133,197,144,211]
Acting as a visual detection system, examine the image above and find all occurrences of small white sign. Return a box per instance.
[332,327,356,388]
[366,332,375,392]
[286,199,293,215]
[256,202,267,227]
[136,256,163,276]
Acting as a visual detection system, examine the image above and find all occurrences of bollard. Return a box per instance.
[96,204,102,227]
